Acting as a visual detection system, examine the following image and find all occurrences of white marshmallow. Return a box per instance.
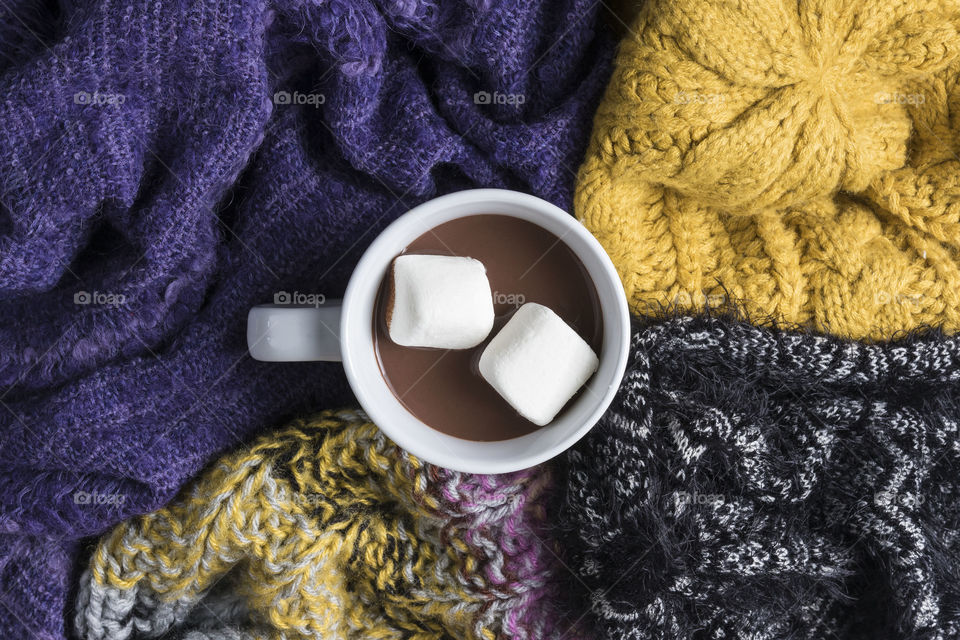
[387,254,494,349]
[479,302,599,426]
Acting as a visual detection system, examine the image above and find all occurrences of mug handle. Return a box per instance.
[247,303,343,362]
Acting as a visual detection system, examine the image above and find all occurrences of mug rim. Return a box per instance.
[341,188,630,474]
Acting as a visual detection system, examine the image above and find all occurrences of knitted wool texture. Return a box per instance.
[554,314,960,639]
[0,1,615,637]
[75,410,562,640]
[576,0,960,340]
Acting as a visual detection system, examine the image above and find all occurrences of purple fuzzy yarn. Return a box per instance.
[0,0,615,636]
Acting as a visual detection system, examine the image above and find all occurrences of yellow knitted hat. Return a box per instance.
[576,0,960,340]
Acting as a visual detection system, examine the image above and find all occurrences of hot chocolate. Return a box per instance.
[373,214,602,441]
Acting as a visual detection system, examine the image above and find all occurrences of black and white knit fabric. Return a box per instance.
[555,315,960,639]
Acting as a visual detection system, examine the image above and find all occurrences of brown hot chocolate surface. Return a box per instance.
[374,214,602,441]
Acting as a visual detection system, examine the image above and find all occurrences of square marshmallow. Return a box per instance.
[387,254,494,349]
[479,302,599,426]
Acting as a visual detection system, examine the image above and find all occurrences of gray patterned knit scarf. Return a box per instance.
[555,315,960,639]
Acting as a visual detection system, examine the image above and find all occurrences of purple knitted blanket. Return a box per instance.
[0,1,614,636]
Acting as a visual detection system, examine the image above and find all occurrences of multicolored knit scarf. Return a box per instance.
[75,411,564,640]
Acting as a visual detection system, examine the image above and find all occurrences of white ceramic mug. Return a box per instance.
[247,189,630,474]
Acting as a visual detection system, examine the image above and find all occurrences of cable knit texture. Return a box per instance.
[74,410,562,640]
[576,0,960,340]
[0,1,614,637]
[555,314,960,639]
